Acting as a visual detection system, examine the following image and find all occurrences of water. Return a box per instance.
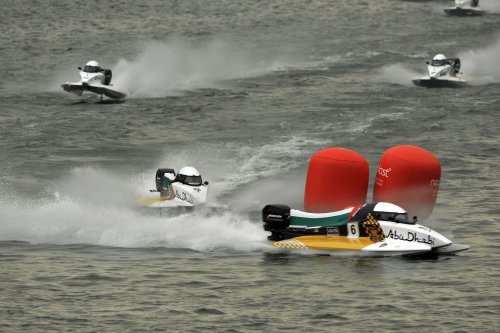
[1,0,499,331]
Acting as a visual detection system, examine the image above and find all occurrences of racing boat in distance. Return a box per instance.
[444,0,485,16]
[61,60,127,99]
[140,166,209,208]
[262,202,469,256]
[412,54,469,88]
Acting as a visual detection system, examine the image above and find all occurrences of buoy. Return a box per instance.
[373,145,441,220]
[304,148,369,213]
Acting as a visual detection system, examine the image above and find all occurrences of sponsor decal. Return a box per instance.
[429,179,440,187]
[326,227,340,236]
[193,187,201,193]
[377,167,392,178]
[430,179,440,196]
[362,214,385,242]
[266,214,283,220]
[418,225,432,232]
[387,229,435,245]
[176,190,194,204]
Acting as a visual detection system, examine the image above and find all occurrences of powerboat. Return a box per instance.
[262,202,469,256]
[61,60,127,99]
[412,54,469,88]
[444,0,485,16]
[140,166,209,208]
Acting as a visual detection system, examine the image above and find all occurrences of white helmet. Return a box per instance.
[431,54,447,67]
[83,60,101,73]
[176,166,202,186]
[85,60,100,67]
[373,202,406,214]
[373,202,410,223]
[178,166,200,177]
[433,54,446,60]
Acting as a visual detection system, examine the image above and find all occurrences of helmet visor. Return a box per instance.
[83,65,101,73]
[431,59,446,66]
[183,175,202,186]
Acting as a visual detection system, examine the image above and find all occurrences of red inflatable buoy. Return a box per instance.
[304,148,369,213]
[372,145,441,220]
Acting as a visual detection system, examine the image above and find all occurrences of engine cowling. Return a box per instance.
[155,168,176,192]
[262,204,291,231]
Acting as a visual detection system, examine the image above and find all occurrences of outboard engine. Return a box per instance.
[102,69,112,85]
[262,204,291,231]
[449,58,461,75]
[155,168,176,192]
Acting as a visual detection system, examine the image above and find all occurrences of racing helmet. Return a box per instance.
[349,202,412,224]
[431,54,447,67]
[83,60,101,73]
[373,202,410,223]
[176,166,203,186]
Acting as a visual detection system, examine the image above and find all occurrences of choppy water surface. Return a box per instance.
[1,0,499,332]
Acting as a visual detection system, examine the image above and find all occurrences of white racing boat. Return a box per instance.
[140,166,209,208]
[262,202,469,257]
[412,54,469,88]
[61,60,127,99]
[444,0,485,16]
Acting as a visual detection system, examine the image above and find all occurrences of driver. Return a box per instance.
[430,54,458,77]
[83,60,102,73]
[430,54,447,67]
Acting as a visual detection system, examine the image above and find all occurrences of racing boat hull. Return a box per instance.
[140,183,208,208]
[413,55,470,88]
[271,235,432,256]
[412,77,468,88]
[139,196,198,208]
[263,203,468,257]
[62,63,127,99]
[432,243,470,254]
[444,7,484,16]
[62,82,127,99]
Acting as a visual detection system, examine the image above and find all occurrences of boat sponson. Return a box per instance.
[273,235,375,250]
[444,8,484,16]
[412,78,468,88]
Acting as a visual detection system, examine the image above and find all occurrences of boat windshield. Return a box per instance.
[83,65,101,73]
[376,212,412,224]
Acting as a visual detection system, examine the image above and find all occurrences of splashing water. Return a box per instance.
[459,36,500,84]
[0,165,270,250]
[112,39,308,98]
[481,0,500,13]
[379,63,420,86]
[0,134,327,250]
[0,197,268,251]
